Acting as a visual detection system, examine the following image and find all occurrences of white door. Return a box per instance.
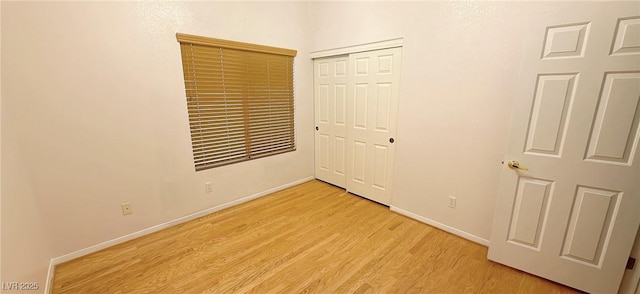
[488,9,640,294]
[314,56,348,188]
[346,47,402,205]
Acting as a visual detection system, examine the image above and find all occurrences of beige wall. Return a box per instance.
[2,1,639,293]
[1,1,313,290]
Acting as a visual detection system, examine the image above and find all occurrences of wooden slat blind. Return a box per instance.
[177,33,297,170]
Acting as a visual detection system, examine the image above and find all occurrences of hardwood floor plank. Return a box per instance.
[52,180,578,293]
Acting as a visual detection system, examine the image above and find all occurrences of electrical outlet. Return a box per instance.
[205,182,213,193]
[121,202,133,215]
[448,196,456,209]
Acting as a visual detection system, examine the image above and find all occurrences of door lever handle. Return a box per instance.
[507,160,528,171]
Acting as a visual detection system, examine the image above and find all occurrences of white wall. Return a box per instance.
[308,1,639,242]
[1,0,3,286]
[1,1,313,291]
[3,1,639,293]
[1,117,53,291]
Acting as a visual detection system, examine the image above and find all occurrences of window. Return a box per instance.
[177,33,297,171]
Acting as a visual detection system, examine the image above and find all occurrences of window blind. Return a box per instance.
[177,33,297,170]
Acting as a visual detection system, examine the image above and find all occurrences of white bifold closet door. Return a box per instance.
[314,47,402,205]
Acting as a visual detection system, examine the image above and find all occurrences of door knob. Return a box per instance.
[315,126,319,131]
[507,160,528,171]
[389,138,395,143]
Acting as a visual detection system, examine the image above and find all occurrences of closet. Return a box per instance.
[313,45,402,205]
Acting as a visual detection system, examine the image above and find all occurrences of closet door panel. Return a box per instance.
[346,47,402,205]
[314,56,348,187]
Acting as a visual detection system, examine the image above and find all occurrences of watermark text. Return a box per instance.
[1,282,40,291]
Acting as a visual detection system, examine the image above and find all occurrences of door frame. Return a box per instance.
[310,38,403,59]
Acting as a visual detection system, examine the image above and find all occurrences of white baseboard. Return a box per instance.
[44,176,314,293]
[390,205,490,247]
[44,260,55,294]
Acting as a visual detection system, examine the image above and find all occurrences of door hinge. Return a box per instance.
[627,257,636,270]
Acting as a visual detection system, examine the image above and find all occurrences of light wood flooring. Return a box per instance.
[53,180,578,293]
